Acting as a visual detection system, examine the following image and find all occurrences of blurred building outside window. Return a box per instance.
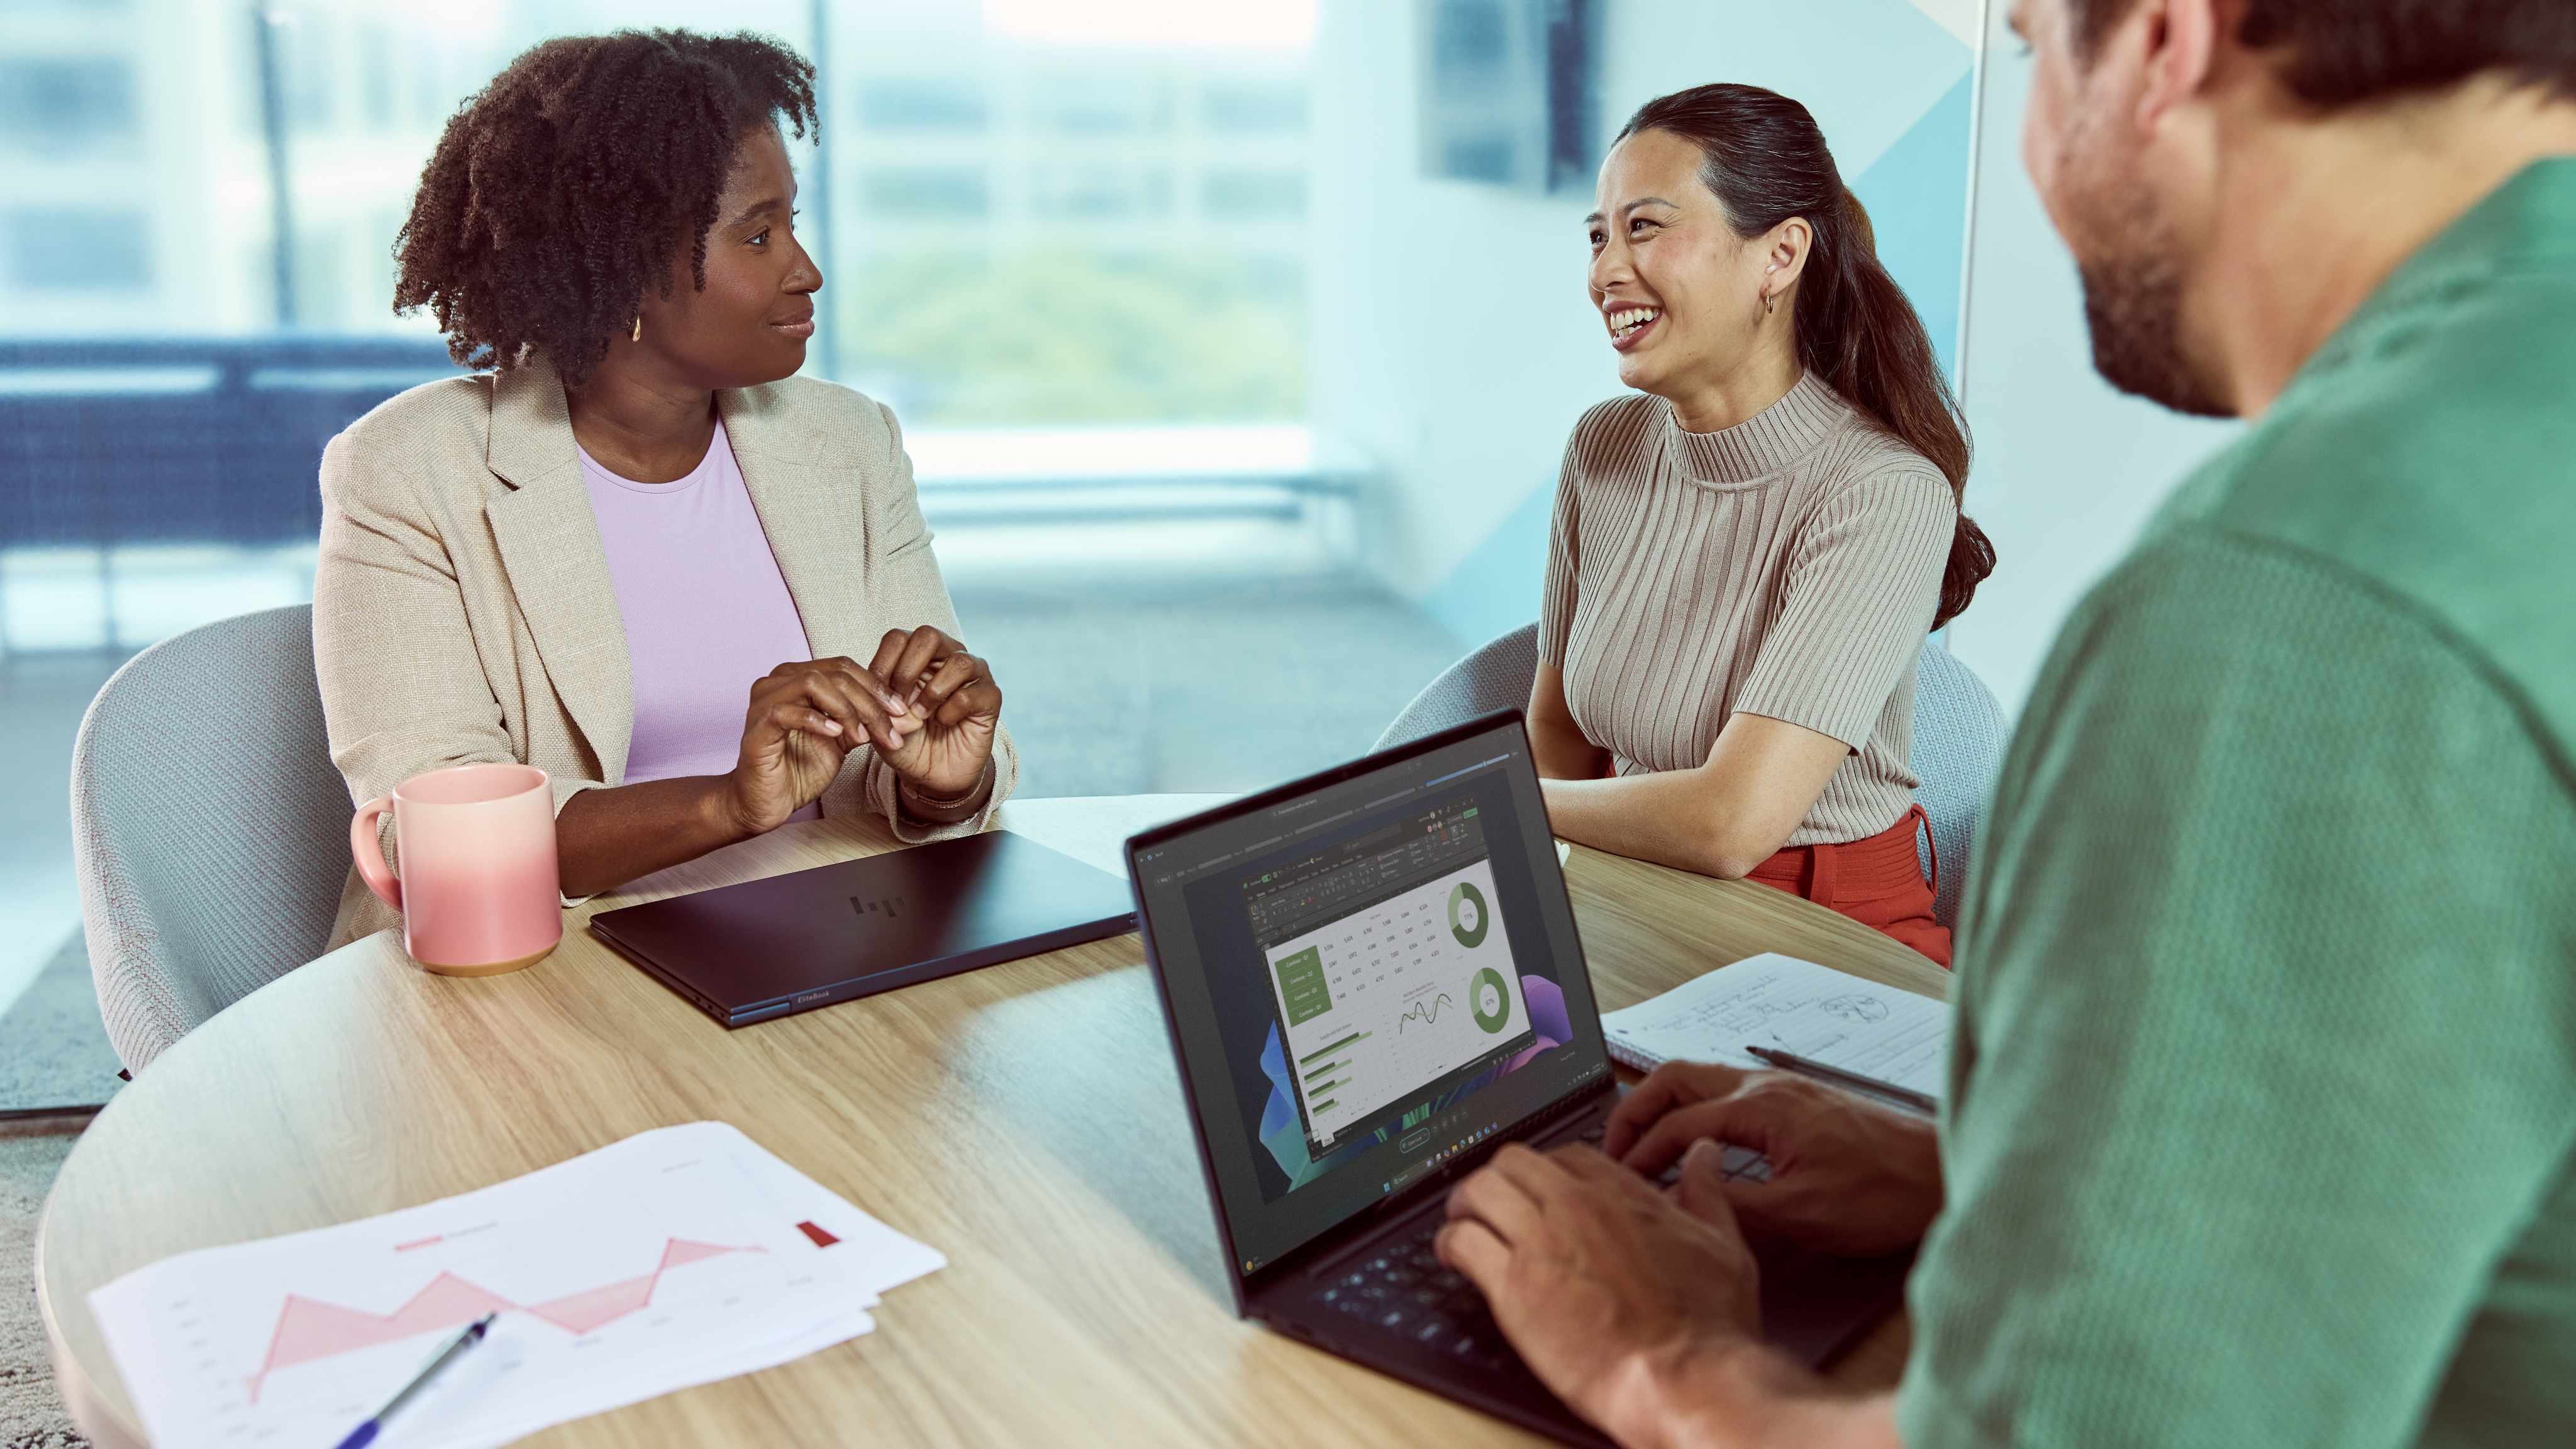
[0,0,1349,657]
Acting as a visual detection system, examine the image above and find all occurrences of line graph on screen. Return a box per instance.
[1396,992,1455,1032]
[247,1236,762,1401]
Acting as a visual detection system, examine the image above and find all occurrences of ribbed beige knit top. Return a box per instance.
[1540,372,1955,847]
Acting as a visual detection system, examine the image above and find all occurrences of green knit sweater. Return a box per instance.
[1897,160,2576,1446]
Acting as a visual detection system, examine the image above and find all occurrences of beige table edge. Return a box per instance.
[36,794,1948,1447]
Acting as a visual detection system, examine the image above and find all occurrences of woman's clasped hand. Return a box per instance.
[721,626,1004,836]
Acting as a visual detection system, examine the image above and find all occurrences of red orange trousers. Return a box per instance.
[1743,803,1950,968]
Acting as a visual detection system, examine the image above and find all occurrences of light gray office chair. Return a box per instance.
[1374,624,2006,929]
[70,604,353,1073]
[1373,623,1541,752]
[1907,637,2008,928]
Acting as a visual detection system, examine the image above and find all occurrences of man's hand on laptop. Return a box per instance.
[1439,1141,1787,1446]
[1606,1063,1943,1257]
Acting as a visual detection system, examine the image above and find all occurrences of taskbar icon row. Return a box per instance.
[1383,1121,1501,1194]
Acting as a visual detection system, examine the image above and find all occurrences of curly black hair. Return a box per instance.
[392,30,818,392]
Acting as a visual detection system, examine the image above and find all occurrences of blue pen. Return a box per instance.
[332,1311,497,1449]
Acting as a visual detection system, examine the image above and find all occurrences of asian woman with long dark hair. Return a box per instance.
[1528,84,1996,965]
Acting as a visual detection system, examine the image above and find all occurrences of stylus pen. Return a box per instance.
[331,1311,496,1449]
[1746,1046,1938,1116]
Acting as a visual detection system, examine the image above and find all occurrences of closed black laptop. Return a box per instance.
[592,831,1134,1026]
[1127,711,1909,1446]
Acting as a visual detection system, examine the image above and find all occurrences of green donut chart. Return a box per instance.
[1447,880,1490,948]
[1470,966,1511,1033]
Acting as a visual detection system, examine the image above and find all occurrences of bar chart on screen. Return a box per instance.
[89,1124,945,1449]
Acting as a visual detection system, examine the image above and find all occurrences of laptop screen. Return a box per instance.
[1130,715,1613,1277]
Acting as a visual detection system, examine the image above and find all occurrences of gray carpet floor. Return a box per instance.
[0,938,123,1119]
[1,1126,86,1449]
[0,569,1467,1446]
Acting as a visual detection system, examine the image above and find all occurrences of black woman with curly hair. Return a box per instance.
[314,29,1016,947]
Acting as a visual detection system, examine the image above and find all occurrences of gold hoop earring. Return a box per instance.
[630,316,641,343]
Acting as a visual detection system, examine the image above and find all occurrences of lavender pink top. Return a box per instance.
[579,419,818,815]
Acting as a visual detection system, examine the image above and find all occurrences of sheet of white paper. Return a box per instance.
[1601,952,1951,1100]
[89,1124,941,1449]
[696,1123,947,1294]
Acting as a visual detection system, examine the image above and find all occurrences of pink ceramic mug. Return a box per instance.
[350,763,562,975]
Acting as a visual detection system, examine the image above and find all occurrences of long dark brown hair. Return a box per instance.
[1619,85,1994,628]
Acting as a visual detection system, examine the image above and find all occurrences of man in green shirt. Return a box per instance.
[1436,3,2576,1445]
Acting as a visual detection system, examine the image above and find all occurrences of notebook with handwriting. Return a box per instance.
[1601,953,1951,1104]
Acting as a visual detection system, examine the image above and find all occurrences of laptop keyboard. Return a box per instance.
[1313,1217,1514,1369]
[1308,1125,1771,1367]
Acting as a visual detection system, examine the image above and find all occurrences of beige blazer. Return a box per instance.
[314,359,1018,949]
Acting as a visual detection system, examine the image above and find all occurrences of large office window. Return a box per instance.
[0,0,1368,656]
[0,0,1482,1108]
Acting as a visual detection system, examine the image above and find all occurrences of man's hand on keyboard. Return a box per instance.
[1438,1142,1771,1446]
[1606,1062,1945,1257]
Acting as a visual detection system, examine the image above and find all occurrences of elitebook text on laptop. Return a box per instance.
[1126,711,1909,1445]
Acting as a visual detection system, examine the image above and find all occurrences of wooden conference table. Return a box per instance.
[38,794,1951,1447]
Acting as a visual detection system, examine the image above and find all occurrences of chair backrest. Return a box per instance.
[1373,623,1540,752]
[70,604,352,1072]
[1908,637,2009,929]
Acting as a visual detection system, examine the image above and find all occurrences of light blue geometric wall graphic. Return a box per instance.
[1420,480,1558,651]
[1853,72,1974,377]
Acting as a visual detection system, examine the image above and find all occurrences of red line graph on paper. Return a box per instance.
[245,1238,762,1402]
